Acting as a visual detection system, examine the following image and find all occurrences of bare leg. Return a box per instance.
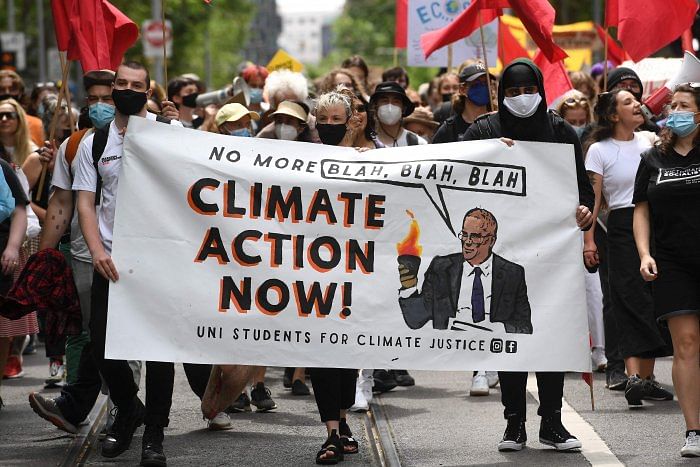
[293,367,306,383]
[251,366,266,385]
[624,357,655,378]
[201,364,256,419]
[668,315,700,430]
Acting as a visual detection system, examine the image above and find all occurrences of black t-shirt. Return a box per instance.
[633,145,700,260]
[0,158,29,243]
[432,114,471,144]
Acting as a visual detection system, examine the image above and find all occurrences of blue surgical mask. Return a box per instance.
[666,110,699,137]
[88,102,115,129]
[249,88,263,105]
[572,125,585,138]
[230,128,252,137]
[467,81,490,107]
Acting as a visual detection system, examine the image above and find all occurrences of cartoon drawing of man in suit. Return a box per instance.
[398,208,532,334]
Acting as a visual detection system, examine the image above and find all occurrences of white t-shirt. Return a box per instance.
[72,113,181,254]
[51,129,95,263]
[585,133,652,210]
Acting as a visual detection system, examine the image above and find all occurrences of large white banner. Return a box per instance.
[106,118,590,372]
[407,0,498,68]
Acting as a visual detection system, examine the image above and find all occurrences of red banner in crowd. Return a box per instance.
[498,17,530,65]
[533,51,572,105]
[395,0,408,48]
[594,24,630,66]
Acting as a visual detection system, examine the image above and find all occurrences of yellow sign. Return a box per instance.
[499,15,599,72]
[266,49,304,73]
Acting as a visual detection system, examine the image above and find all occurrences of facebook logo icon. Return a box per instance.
[505,340,518,354]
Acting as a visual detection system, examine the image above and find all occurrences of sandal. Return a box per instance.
[339,418,359,455]
[316,429,344,465]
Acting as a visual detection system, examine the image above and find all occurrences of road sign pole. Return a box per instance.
[151,0,164,86]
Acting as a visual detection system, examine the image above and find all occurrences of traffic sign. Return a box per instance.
[0,33,26,71]
[142,20,173,58]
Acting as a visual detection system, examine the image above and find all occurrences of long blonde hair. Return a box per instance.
[0,98,32,166]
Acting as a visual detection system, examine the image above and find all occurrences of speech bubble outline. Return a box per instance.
[321,158,526,235]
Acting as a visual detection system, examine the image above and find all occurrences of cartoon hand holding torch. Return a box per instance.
[396,210,423,289]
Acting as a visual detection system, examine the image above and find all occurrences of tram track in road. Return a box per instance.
[59,394,108,467]
[367,395,403,467]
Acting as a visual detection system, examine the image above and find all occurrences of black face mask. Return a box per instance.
[441,93,452,102]
[182,93,199,108]
[0,93,19,102]
[112,88,147,116]
[317,123,347,146]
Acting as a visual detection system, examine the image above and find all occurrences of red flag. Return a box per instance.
[51,0,138,71]
[533,50,572,105]
[682,28,696,56]
[615,0,698,61]
[395,0,408,48]
[594,24,630,65]
[420,0,507,59]
[582,371,593,387]
[508,0,567,63]
[605,0,619,28]
[498,17,530,65]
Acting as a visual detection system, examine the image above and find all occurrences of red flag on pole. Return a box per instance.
[682,29,696,56]
[533,50,573,106]
[613,0,698,61]
[51,0,138,71]
[604,0,619,28]
[594,24,630,65]
[498,17,530,65]
[508,0,567,63]
[395,0,408,48]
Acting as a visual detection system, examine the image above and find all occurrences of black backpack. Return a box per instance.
[91,115,170,204]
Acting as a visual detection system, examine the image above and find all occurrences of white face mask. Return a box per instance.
[275,123,298,141]
[377,103,402,125]
[503,93,542,118]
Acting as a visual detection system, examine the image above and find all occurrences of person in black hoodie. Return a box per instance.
[462,59,594,453]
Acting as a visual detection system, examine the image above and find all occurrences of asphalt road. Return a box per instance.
[0,348,695,466]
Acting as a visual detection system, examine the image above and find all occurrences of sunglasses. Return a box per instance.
[676,82,700,91]
[0,111,18,120]
[562,96,589,107]
[35,81,56,89]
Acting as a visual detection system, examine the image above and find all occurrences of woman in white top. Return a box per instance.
[583,90,672,408]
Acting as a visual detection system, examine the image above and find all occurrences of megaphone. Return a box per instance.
[642,51,700,120]
[232,77,251,107]
[195,79,234,108]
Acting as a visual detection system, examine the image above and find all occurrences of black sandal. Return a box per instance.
[316,429,344,465]
[339,418,359,454]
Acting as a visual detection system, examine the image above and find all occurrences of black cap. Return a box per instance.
[459,63,489,82]
[370,81,415,117]
[606,67,643,95]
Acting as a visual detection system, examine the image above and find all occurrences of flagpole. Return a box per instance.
[479,10,495,110]
[393,47,398,67]
[590,376,595,411]
[603,26,609,91]
[161,0,168,86]
[447,44,453,72]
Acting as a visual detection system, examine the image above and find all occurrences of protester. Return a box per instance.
[370,81,425,147]
[168,77,201,128]
[350,93,383,149]
[606,67,660,133]
[311,87,361,464]
[214,102,259,136]
[556,90,592,138]
[433,63,492,144]
[432,72,461,123]
[241,64,269,115]
[318,68,366,97]
[632,83,700,458]
[0,71,45,146]
[569,71,598,103]
[381,66,409,90]
[260,100,313,143]
[258,70,309,133]
[402,107,438,143]
[28,81,58,118]
[584,89,673,409]
[341,55,370,95]
[462,58,594,452]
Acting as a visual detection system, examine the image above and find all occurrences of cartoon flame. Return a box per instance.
[396,210,423,256]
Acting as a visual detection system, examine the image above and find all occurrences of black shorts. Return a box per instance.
[653,257,700,322]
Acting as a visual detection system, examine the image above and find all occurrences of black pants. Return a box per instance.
[56,272,211,427]
[498,371,564,419]
[309,368,357,423]
[595,225,624,372]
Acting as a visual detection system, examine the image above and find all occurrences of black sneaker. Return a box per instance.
[140,424,166,467]
[28,392,78,434]
[283,368,294,389]
[539,412,582,451]
[291,379,311,396]
[498,416,526,451]
[250,383,277,412]
[390,370,415,387]
[102,397,145,458]
[642,378,674,401]
[226,392,252,413]
[372,370,397,393]
[625,375,644,408]
[605,368,628,391]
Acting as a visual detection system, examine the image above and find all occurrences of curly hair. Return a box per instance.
[317,68,366,97]
[586,89,628,148]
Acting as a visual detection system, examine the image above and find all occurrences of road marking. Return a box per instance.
[526,374,623,466]
[60,394,108,467]
[369,396,402,467]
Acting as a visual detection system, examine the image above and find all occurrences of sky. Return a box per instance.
[276,0,346,14]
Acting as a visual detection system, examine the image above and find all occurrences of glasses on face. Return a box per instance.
[676,82,700,91]
[0,111,18,120]
[457,231,492,244]
[563,96,589,107]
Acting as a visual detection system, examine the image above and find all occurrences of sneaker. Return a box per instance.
[141,424,167,467]
[3,355,24,379]
[642,378,673,401]
[102,397,146,458]
[681,431,700,458]
[539,413,582,451]
[470,373,489,396]
[28,392,78,434]
[591,347,607,372]
[605,368,627,391]
[390,370,415,387]
[250,383,277,412]
[291,379,311,396]
[486,371,499,388]
[23,335,36,355]
[45,358,66,389]
[207,412,232,431]
[498,416,526,451]
[226,392,251,413]
[283,368,294,389]
[625,375,644,408]
[372,370,397,393]
[350,386,369,412]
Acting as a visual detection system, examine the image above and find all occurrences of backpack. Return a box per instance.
[406,131,420,146]
[91,115,171,204]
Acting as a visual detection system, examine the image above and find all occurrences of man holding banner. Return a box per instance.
[463,59,594,452]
